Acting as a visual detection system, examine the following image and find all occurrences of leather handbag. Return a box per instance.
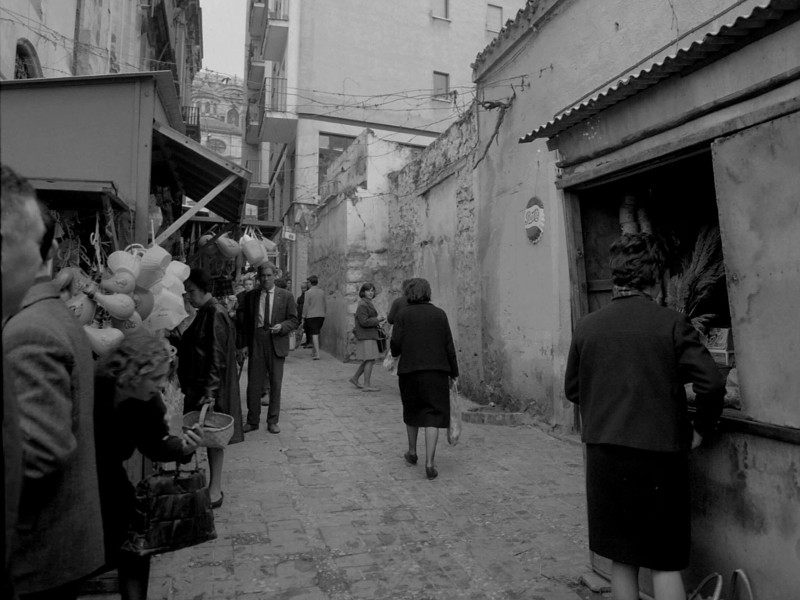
[376,325,387,353]
[122,458,217,557]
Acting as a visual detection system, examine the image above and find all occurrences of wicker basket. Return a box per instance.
[183,404,234,448]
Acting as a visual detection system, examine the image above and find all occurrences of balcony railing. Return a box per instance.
[265,77,287,112]
[268,0,289,20]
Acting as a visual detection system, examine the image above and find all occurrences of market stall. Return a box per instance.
[0,72,250,263]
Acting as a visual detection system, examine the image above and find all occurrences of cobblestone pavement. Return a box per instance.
[87,348,603,600]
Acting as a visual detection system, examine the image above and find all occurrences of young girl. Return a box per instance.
[94,333,202,600]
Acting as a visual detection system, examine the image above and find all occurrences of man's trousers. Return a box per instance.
[246,328,285,426]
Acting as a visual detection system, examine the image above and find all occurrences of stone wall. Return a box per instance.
[386,107,485,399]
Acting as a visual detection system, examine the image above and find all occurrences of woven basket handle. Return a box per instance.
[730,569,754,600]
[688,573,722,600]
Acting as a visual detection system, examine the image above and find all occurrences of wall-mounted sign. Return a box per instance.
[524,196,545,244]
[282,230,296,241]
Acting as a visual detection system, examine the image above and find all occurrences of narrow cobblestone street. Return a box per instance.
[92,348,600,599]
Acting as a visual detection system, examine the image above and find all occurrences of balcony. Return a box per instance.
[247,59,265,91]
[245,159,269,204]
[244,77,296,145]
[263,0,289,62]
[249,1,268,40]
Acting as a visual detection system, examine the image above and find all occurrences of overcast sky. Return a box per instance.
[201,0,246,78]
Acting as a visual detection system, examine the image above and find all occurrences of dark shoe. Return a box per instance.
[404,452,418,466]
[243,423,258,433]
[260,398,269,406]
[210,491,224,509]
[425,466,438,480]
[267,423,280,434]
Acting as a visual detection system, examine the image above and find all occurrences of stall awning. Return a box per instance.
[28,178,129,212]
[519,0,800,143]
[151,120,250,223]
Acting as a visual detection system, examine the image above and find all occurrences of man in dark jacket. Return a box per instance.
[4,200,106,599]
[238,263,297,434]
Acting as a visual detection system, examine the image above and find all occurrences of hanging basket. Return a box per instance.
[240,228,267,265]
[215,233,241,258]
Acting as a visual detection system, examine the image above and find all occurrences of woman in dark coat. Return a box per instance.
[564,233,725,600]
[95,333,202,600]
[390,278,459,480]
[177,268,244,509]
[349,282,385,392]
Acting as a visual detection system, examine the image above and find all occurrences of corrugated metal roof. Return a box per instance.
[152,120,250,223]
[519,0,800,143]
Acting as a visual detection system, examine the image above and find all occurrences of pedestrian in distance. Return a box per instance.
[349,282,386,392]
[296,280,309,348]
[3,199,106,599]
[94,333,202,600]
[302,275,326,360]
[389,278,458,480]
[238,263,298,434]
[564,232,725,600]
[176,268,244,509]
[1,164,50,600]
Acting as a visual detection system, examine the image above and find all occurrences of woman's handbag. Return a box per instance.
[121,458,217,557]
[447,381,462,446]
[376,325,388,353]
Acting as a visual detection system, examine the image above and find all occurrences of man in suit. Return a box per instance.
[2,164,48,599]
[238,263,298,434]
[3,201,105,599]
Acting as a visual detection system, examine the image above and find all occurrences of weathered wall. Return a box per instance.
[387,107,484,397]
[310,130,416,360]
[471,0,800,595]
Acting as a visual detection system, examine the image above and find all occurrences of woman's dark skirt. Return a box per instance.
[399,370,450,428]
[585,443,690,571]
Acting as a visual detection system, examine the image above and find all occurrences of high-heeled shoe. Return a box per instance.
[425,466,438,480]
[404,452,418,465]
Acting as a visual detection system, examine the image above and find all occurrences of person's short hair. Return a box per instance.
[257,262,278,279]
[609,233,665,289]
[95,332,171,390]
[358,282,376,298]
[404,278,431,304]
[1,164,41,246]
[187,268,213,294]
[400,279,412,293]
[37,201,56,261]
[274,277,287,289]
[308,275,318,286]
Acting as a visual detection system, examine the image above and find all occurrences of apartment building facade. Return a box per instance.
[243,0,528,284]
[1,0,202,109]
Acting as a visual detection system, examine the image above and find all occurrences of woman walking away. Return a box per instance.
[177,268,244,509]
[564,233,725,600]
[349,282,386,392]
[95,333,203,600]
[390,278,459,480]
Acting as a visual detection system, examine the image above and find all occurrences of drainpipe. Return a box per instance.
[72,0,84,75]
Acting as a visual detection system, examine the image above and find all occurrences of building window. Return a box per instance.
[207,138,227,155]
[432,0,449,19]
[433,71,450,99]
[486,4,503,32]
[14,39,42,79]
[226,107,239,125]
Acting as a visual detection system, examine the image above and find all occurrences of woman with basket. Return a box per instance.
[94,333,203,600]
[176,269,244,508]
